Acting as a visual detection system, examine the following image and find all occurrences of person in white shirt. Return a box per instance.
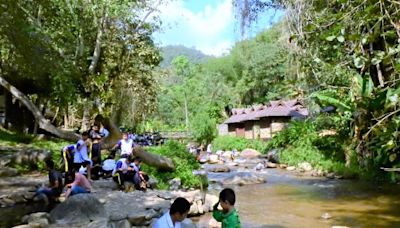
[153,197,191,228]
[73,132,92,180]
[112,132,134,157]
[207,143,212,156]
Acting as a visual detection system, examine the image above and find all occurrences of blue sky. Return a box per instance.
[153,0,282,56]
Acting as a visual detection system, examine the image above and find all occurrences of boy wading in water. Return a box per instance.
[213,188,241,228]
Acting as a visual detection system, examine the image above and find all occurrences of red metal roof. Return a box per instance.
[224,99,308,124]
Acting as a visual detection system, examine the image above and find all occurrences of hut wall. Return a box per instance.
[259,118,272,139]
[271,117,290,136]
[218,124,228,136]
[244,122,254,139]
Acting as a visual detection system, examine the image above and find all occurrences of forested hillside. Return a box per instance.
[160,45,210,68]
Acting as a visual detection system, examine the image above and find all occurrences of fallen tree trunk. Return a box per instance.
[0,76,79,141]
[95,115,175,171]
[134,146,175,171]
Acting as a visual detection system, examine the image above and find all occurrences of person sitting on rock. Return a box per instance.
[130,157,150,191]
[101,154,116,178]
[111,132,134,157]
[153,197,191,228]
[65,169,92,198]
[213,188,241,228]
[34,159,63,205]
[112,155,134,190]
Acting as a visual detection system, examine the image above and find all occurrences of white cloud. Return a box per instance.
[154,0,235,56]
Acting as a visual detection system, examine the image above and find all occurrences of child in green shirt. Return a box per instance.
[212,188,241,228]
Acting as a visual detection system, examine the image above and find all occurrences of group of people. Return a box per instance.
[189,143,239,161]
[34,125,242,227]
[35,127,150,205]
[154,188,241,228]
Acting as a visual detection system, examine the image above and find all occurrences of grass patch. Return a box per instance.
[0,128,73,171]
[143,140,205,189]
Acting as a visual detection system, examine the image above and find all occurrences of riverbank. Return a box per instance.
[4,176,219,228]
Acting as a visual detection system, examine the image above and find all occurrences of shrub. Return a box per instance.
[144,140,204,189]
[212,135,268,152]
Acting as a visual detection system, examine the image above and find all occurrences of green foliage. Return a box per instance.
[190,111,217,144]
[144,140,203,189]
[0,0,162,129]
[265,117,361,178]
[213,135,268,153]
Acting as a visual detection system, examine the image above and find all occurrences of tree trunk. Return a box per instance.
[134,146,175,171]
[95,114,175,171]
[64,105,69,129]
[81,100,91,131]
[0,76,79,141]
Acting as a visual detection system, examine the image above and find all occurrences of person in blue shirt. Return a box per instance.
[131,157,150,191]
[112,156,134,190]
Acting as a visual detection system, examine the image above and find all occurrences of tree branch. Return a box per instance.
[88,5,108,75]
[0,76,79,141]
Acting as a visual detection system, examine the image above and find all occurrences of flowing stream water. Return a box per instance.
[195,168,400,228]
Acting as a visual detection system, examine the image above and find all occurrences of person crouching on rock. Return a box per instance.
[112,155,134,190]
[34,159,63,205]
[131,157,150,191]
[65,169,92,199]
[153,197,191,228]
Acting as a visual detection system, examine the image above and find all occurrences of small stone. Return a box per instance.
[325,173,335,179]
[266,162,277,168]
[298,162,313,172]
[279,164,288,169]
[321,212,332,219]
[286,166,296,171]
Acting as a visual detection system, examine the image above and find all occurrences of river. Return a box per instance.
[195,168,400,228]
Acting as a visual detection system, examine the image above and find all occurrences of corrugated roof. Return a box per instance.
[223,99,308,124]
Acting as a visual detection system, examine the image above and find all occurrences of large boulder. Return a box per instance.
[50,194,107,225]
[205,164,230,173]
[220,172,266,186]
[203,194,219,212]
[240,149,261,159]
[208,155,219,164]
[0,167,19,177]
[168,178,181,190]
[266,149,280,163]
